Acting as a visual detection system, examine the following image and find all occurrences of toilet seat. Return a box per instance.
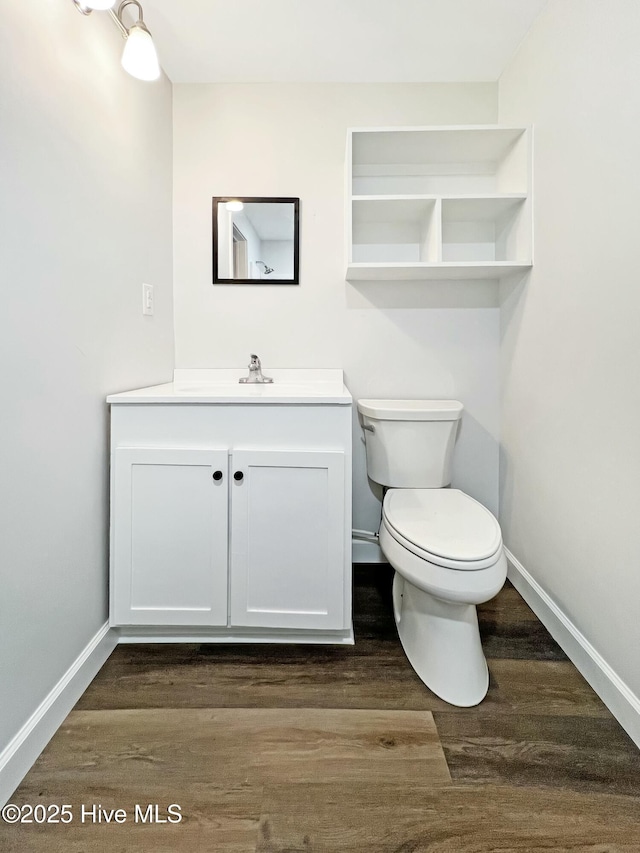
[382,489,503,571]
[379,520,508,606]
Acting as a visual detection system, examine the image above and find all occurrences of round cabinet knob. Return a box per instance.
[234,471,244,482]
[212,470,223,481]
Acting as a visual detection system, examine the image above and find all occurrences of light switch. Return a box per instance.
[142,283,154,316]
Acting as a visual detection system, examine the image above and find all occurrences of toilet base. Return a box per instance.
[393,573,489,707]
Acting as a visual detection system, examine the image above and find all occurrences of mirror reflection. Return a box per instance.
[212,197,300,284]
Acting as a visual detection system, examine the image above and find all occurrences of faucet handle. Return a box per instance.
[249,354,260,366]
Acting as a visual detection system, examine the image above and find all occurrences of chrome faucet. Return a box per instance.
[239,354,273,384]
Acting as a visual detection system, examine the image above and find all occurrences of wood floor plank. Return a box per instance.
[245,708,450,784]
[75,642,422,711]
[480,617,569,661]
[434,711,640,796]
[76,641,509,714]
[39,708,449,786]
[0,787,260,853]
[477,581,540,624]
[1,708,450,851]
[489,658,611,717]
[257,782,640,852]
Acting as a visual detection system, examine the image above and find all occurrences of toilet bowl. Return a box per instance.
[381,488,507,706]
[357,399,507,707]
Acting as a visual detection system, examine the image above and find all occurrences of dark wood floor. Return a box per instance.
[3,566,640,851]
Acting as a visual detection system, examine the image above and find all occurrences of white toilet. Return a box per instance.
[357,399,507,707]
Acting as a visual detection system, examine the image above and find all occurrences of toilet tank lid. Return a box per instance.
[357,399,463,421]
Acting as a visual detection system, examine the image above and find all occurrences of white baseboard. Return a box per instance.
[0,623,118,807]
[352,539,386,562]
[505,548,640,749]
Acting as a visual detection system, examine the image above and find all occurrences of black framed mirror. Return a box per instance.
[212,197,300,285]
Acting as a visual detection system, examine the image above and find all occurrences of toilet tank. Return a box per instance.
[357,399,463,488]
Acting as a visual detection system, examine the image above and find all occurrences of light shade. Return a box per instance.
[121,24,160,81]
[226,201,244,212]
[83,0,116,8]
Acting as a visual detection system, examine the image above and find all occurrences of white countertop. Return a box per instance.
[107,369,352,405]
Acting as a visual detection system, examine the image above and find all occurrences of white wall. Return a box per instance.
[0,3,173,755]
[499,1,640,700]
[173,83,500,537]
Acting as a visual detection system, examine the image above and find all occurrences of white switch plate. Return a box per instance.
[142,283,154,316]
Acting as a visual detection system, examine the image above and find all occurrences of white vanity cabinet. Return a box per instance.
[108,369,353,644]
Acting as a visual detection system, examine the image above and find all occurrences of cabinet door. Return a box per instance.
[230,450,346,630]
[111,448,229,626]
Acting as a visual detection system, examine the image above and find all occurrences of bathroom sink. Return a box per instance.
[107,369,352,405]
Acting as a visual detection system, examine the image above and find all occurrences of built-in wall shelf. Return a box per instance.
[347,262,532,281]
[346,126,533,283]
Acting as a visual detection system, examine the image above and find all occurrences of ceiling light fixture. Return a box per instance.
[71,0,160,82]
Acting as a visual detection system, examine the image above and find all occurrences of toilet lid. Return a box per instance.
[383,489,502,566]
